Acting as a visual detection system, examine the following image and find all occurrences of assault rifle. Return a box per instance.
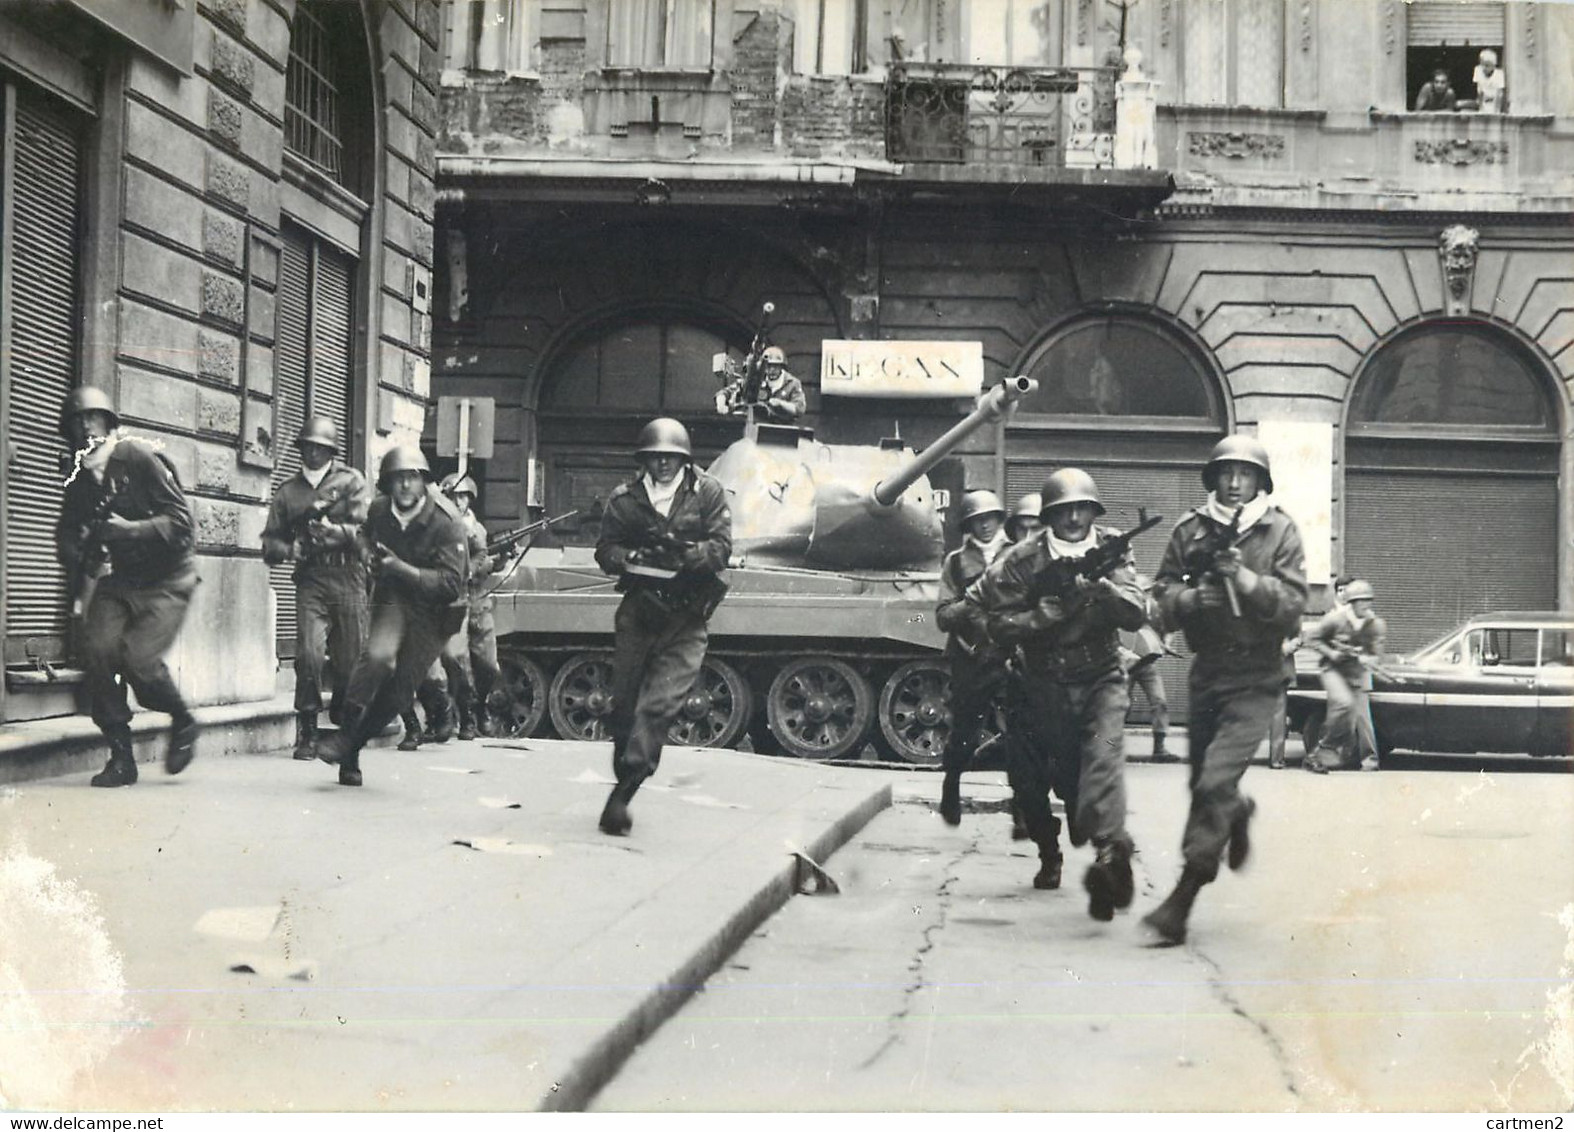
[1326,641,1408,683]
[486,509,580,558]
[1028,508,1164,605]
[1184,504,1244,618]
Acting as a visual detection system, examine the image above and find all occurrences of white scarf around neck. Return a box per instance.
[642,470,684,518]
[966,529,1009,566]
[301,461,331,489]
[1045,528,1096,560]
[1203,492,1271,535]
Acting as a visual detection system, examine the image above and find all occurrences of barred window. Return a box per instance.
[285,1,344,182]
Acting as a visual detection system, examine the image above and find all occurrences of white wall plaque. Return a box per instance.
[819,340,984,399]
[1255,419,1333,586]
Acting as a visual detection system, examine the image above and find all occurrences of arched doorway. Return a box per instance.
[1004,309,1229,720]
[1344,321,1563,652]
[537,311,749,542]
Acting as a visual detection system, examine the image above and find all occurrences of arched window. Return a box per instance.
[1016,312,1222,422]
[543,318,735,414]
[1350,322,1555,431]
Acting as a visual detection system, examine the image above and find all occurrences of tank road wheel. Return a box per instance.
[767,657,874,760]
[668,657,753,749]
[876,660,952,766]
[495,654,549,738]
[548,652,617,742]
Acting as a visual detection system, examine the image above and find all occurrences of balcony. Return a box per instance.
[885,62,1119,171]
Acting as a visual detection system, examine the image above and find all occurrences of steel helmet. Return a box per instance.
[1343,579,1375,602]
[762,346,787,366]
[635,417,692,459]
[1010,493,1043,522]
[440,472,478,498]
[58,386,119,438]
[1203,434,1274,495]
[960,489,1006,524]
[378,444,431,492]
[1039,468,1105,517]
[296,415,339,451]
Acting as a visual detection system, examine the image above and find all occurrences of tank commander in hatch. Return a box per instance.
[715,345,807,423]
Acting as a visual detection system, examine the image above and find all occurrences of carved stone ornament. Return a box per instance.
[1299,0,1313,53]
[1438,224,1480,312]
[1414,140,1509,166]
[1381,0,1398,54]
[1188,131,1286,159]
[1160,0,1172,47]
[1076,0,1092,46]
[1525,5,1537,60]
[634,177,671,206]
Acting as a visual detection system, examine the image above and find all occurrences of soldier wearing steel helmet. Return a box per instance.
[315,444,467,786]
[55,386,201,787]
[1143,434,1307,946]
[963,468,1147,920]
[261,415,370,760]
[430,471,503,740]
[934,489,1011,825]
[715,345,807,422]
[1304,577,1386,772]
[594,417,732,836]
[1005,492,1043,544]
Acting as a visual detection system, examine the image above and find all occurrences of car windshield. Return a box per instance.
[1414,623,1574,668]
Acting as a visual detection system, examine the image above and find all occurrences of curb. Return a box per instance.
[539,780,894,1112]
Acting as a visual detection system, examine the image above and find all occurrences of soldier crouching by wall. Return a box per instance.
[1143,435,1307,946]
[593,417,732,836]
[315,445,467,786]
[55,387,200,786]
[261,416,370,760]
[964,470,1147,919]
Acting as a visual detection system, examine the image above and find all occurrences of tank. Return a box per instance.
[489,376,1038,764]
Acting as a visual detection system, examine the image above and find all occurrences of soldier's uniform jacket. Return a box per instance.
[964,526,1148,681]
[1308,603,1386,681]
[936,534,1006,661]
[57,434,194,589]
[260,460,370,576]
[360,486,467,623]
[1153,506,1307,672]
[717,370,807,422]
[595,465,732,603]
[461,510,496,613]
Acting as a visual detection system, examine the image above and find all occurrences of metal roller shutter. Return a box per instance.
[1005,457,1200,723]
[267,225,356,659]
[1407,2,1504,45]
[1345,467,1557,654]
[4,85,83,665]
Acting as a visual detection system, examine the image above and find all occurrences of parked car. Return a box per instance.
[1286,611,1574,760]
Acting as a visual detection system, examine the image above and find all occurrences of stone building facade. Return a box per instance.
[0,0,437,722]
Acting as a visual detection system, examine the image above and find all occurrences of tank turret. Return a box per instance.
[708,375,1039,570]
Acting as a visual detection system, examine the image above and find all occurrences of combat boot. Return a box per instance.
[317,705,363,767]
[423,695,455,744]
[598,774,643,836]
[292,712,318,761]
[474,696,496,737]
[165,711,198,775]
[1009,801,1029,841]
[938,770,962,826]
[457,701,477,742]
[338,750,362,787]
[1227,796,1256,871]
[90,733,138,788]
[397,710,422,752]
[1083,839,1135,922]
[1141,865,1208,947]
[1150,735,1179,763]
[1032,815,1063,890]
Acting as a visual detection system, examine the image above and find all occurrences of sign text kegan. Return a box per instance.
[819,340,984,399]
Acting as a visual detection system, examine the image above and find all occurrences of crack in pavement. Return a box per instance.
[1192,945,1302,1101]
[854,835,982,1073]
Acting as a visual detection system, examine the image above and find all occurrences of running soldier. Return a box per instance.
[965,469,1146,919]
[316,445,467,786]
[55,388,200,786]
[435,472,503,740]
[1304,578,1386,772]
[594,418,731,836]
[261,416,370,760]
[935,490,1010,825]
[1143,435,1307,945]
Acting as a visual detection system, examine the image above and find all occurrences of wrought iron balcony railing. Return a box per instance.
[885,62,1119,169]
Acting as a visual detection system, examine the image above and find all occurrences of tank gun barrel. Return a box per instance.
[871,376,1039,507]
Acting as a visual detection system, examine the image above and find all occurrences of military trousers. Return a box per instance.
[436,601,502,711]
[80,568,198,736]
[1006,666,1131,855]
[1182,661,1281,881]
[940,649,1007,776]
[1314,667,1376,767]
[342,599,462,751]
[608,593,708,785]
[1127,660,1169,739]
[293,565,369,717]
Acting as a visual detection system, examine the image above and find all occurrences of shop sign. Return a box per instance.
[819,340,983,399]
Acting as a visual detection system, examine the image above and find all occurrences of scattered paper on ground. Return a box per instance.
[427,765,481,775]
[193,905,283,942]
[227,957,317,981]
[680,794,746,810]
[478,796,522,809]
[452,838,554,857]
[572,768,617,785]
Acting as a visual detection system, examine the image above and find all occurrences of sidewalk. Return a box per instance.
[0,736,890,1112]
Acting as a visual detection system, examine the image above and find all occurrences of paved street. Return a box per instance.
[597,758,1574,1113]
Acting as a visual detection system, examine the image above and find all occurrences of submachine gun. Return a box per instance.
[713,301,776,416]
[1182,504,1244,617]
[621,523,728,621]
[1028,508,1165,606]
